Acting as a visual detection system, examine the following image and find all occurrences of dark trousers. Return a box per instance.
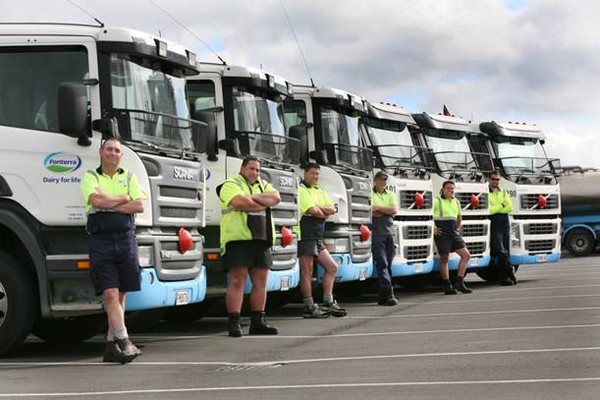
[372,235,395,291]
[490,215,512,279]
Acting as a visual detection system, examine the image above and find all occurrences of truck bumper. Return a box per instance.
[390,259,435,277]
[243,261,300,293]
[125,266,207,311]
[510,251,561,265]
[433,254,492,271]
[317,254,373,283]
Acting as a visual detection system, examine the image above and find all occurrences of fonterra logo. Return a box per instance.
[44,152,82,173]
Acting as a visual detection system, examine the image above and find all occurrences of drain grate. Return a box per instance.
[216,363,283,372]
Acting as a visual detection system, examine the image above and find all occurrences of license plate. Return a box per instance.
[358,267,368,281]
[175,290,190,306]
[414,263,423,273]
[470,258,478,267]
[280,276,290,291]
[537,254,547,263]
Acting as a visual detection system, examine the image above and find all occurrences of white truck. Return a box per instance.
[411,112,492,273]
[361,102,435,280]
[470,120,561,279]
[186,64,300,299]
[0,23,207,355]
[284,86,373,284]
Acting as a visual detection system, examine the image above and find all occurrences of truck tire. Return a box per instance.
[0,251,38,356]
[565,228,595,257]
[475,260,500,282]
[32,314,104,344]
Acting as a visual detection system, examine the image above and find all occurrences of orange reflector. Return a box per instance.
[77,260,90,270]
[207,253,219,260]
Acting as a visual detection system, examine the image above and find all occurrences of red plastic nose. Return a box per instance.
[537,195,547,208]
[470,194,480,208]
[178,227,194,254]
[414,192,425,208]
[360,224,371,242]
[281,226,293,247]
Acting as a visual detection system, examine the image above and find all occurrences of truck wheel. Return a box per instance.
[565,229,595,257]
[32,314,104,344]
[0,251,37,356]
[475,260,500,282]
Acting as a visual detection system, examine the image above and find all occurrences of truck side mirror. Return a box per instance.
[193,110,218,161]
[309,149,328,165]
[289,125,308,165]
[58,82,90,146]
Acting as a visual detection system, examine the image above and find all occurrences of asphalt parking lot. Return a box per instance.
[1,255,600,399]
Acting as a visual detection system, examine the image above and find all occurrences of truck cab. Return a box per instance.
[284,86,373,283]
[0,23,207,355]
[361,102,435,278]
[471,120,561,275]
[186,64,300,297]
[411,112,492,272]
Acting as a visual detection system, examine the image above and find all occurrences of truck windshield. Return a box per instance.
[365,119,426,172]
[230,87,298,164]
[320,106,372,172]
[110,54,203,153]
[422,128,479,177]
[493,136,556,177]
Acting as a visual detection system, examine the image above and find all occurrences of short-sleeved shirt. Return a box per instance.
[81,167,145,212]
[371,188,396,236]
[298,180,333,241]
[81,167,146,234]
[433,195,462,236]
[219,174,277,251]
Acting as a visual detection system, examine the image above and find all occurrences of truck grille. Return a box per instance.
[350,194,371,222]
[399,190,433,210]
[403,225,432,240]
[520,193,559,210]
[462,224,488,237]
[525,240,556,252]
[404,245,430,260]
[151,235,203,281]
[524,223,558,235]
[466,241,486,256]
[455,192,488,210]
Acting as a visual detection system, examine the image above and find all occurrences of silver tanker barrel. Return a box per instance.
[558,167,600,256]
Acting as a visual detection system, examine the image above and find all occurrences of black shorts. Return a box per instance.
[222,240,273,270]
[434,234,466,255]
[297,239,325,257]
[89,231,141,296]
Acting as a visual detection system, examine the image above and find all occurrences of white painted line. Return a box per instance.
[2,345,600,368]
[345,306,600,319]
[129,322,600,341]
[414,293,600,306]
[2,376,600,397]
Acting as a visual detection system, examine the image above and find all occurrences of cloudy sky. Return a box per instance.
[3,0,599,167]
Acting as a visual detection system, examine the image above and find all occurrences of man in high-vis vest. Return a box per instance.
[219,156,280,337]
[488,169,517,286]
[81,137,146,364]
[297,163,347,318]
[370,170,399,306]
[433,180,472,295]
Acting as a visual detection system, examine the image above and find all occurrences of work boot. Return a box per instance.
[115,337,142,357]
[303,304,330,319]
[500,279,514,286]
[509,266,518,285]
[444,280,457,295]
[228,312,243,338]
[249,311,279,335]
[454,277,473,294]
[103,341,136,364]
[378,288,399,306]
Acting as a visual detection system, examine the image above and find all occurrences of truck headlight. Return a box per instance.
[138,245,154,267]
[510,223,520,247]
[323,238,350,253]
